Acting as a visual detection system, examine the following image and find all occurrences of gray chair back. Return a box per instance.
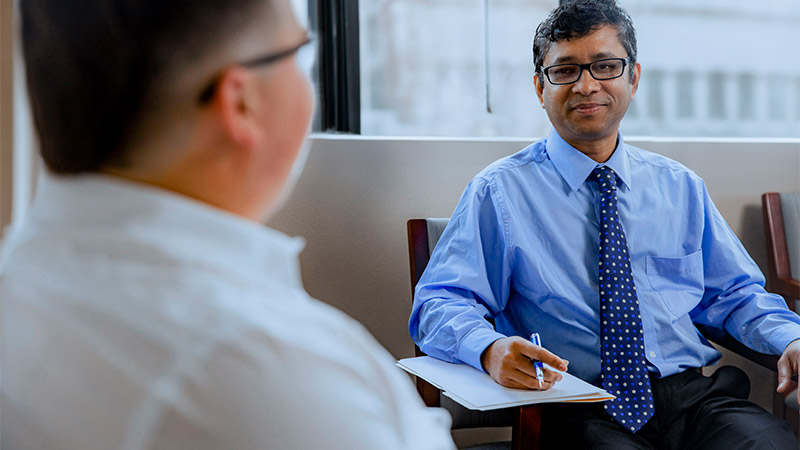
[426,218,450,256]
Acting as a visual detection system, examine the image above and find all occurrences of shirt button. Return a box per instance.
[649,351,656,358]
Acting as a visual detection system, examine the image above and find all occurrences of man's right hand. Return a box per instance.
[480,336,569,390]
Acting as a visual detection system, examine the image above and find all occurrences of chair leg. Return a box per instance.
[774,373,786,417]
[786,406,800,440]
[773,373,800,441]
[511,404,541,450]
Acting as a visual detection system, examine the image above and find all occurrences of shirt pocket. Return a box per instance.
[645,250,704,319]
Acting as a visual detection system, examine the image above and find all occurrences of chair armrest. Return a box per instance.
[773,277,800,310]
[419,380,542,450]
[410,351,541,449]
[780,277,800,291]
[414,347,443,407]
[696,324,780,373]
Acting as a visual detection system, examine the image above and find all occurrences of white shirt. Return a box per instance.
[1,174,454,450]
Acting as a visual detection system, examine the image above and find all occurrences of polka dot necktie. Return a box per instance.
[592,165,655,434]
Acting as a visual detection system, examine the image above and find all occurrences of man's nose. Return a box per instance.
[572,68,601,95]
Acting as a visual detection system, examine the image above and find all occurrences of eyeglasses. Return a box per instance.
[198,34,316,104]
[542,57,628,85]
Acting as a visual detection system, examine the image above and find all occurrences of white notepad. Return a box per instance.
[397,356,614,411]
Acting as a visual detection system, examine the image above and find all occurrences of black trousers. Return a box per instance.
[539,366,798,450]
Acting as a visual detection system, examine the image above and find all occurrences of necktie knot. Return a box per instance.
[591,166,618,193]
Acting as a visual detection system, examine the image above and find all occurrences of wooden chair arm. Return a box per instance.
[416,377,542,450]
[513,405,541,450]
[781,278,800,291]
[411,345,541,450]
[414,348,442,407]
[773,277,800,309]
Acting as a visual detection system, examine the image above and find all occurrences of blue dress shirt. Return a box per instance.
[409,129,800,385]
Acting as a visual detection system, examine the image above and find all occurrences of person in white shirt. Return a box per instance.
[1,0,454,449]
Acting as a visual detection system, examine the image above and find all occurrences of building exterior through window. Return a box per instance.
[358,0,800,138]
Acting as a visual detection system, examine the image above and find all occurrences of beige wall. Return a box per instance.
[269,136,800,413]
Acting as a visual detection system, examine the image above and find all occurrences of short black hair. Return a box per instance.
[21,0,269,174]
[533,0,637,82]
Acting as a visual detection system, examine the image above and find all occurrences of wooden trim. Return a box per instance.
[407,219,430,290]
[763,193,800,308]
[512,405,541,450]
[407,219,440,407]
[416,377,440,408]
[763,194,791,279]
[0,0,14,234]
[762,193,800,436]
[775,278,800,307]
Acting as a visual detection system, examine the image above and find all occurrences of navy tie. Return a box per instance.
[592,165,655,434]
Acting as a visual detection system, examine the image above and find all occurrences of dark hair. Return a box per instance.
[533,0,637,82]
[21,0,269,174]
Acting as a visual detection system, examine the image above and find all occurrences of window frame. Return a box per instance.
[314,0,361,133]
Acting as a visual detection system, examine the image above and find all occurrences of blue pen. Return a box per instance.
[530,333,545,388]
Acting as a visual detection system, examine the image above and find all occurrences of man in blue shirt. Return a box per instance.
[410,1,800,448]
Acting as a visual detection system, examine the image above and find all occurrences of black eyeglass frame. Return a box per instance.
[198,35,314,104]
[542,57,629,86]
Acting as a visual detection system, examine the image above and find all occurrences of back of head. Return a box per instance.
[20,0,271,174]
[533,0,637,80]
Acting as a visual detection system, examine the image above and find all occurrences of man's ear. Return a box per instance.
[533,74,545,108]
[630,62,641,97]
[213,66,263,149]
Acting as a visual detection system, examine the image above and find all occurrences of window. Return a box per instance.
[358,0,557,137]
[316,0,800,137]
[616,0,799,138]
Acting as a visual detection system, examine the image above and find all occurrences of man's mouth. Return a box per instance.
[572,103,605,114]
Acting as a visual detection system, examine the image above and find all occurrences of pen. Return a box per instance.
[530,333,545,388]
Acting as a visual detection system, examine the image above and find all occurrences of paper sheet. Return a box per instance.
[397,356,614,411]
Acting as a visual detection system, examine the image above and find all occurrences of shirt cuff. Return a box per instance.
[767,324,800,354]
[459,326,506,373]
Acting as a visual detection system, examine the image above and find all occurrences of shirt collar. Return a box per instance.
[26,173,306,290]
[545,128,632,192]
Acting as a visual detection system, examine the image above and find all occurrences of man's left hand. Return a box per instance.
[776,338,800,404]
